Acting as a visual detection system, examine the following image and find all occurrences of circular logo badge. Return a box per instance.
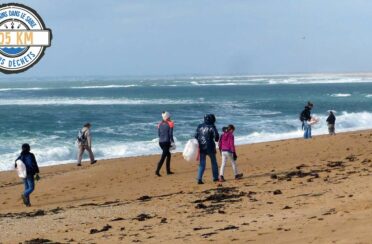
[0,3,52,74]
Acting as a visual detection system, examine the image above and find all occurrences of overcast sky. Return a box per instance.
[5,0,372,77]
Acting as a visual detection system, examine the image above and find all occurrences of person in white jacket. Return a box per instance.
[76,123,97,166]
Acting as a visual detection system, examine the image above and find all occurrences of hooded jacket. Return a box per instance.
[195,114,219,154]
[218,131,236,153]
[302,106,312,121]
[327,113,336,124]
[16,152,39,176]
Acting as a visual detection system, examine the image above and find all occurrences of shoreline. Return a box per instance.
[1,127,372,173]
[0,129,371,243]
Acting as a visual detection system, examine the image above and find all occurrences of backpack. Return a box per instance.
[77,129,87,144]
[299,110,306,122]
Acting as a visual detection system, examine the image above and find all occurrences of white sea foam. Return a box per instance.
[330,93,351,97]
[0,87,46,92]
[1,111,372,171]
[0,98,206,106]
[70,85,138,89]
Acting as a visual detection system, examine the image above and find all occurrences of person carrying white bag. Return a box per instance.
[15,143,40,207]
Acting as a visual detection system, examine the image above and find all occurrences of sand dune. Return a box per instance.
[0,130,371,243]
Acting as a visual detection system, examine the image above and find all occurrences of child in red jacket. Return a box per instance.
[218,124,243,182]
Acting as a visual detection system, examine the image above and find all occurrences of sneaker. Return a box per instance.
[218,176,226,182]
[235,173,243,179]
[21,194,28,206]
[213,178,219,182]
[77,163,82,167]
[197,180,204,185]
[167,171,174,175]
[91,160,97,165]
[155,171,161,177]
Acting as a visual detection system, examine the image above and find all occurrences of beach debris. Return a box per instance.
[111,217,125,222]
[275,170,320,181]
[283,206,292,210]
[49,207,63,214]
[196,187,244,204]
[193,226,212,231]
[270,174,278,179]
[296,164,308,170]
[201,232,217,238]
[273,190,282,195]
[133,213,153,221]
[195,203,207,209]
[24,238,59,244]
[327,161,344,168]
[137,195,152,202]
[361,159,371,164]
[0,209,49,219]
[217,225,239,231]
[160,218,167,224]
[322,208,337,216]
[89,224,112,234]
[345,154,357,162]
[193,187,245,214]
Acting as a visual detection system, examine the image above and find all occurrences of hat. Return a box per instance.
[162,111,170,120]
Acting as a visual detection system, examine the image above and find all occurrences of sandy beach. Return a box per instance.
[0,130,371,244]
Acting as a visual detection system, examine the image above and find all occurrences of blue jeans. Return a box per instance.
[23,175,35,203]
[197,152,219,181]
[304,123,312,139]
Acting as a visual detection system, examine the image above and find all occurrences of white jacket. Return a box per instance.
[78,127,92,148]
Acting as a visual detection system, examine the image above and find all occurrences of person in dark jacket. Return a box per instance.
[155,111,174,176]
[194,114,219,184]
[15,144,40,207]
[300,101,314,139]
[326,111,336,135]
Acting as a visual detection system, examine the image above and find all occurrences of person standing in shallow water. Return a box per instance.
[76,123,97,166]
[195,114,219,184]
[326,111,336,135]
[15,144,40,207]
[156,111,174,176]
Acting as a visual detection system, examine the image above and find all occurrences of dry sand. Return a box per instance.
[0,130,371,244]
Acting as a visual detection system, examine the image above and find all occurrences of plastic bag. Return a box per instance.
[15,159,27,178]
[183,139,199,162]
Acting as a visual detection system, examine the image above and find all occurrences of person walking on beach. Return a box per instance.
[300,102,313,139]
[15,144,40,207]
[195,114,219,184]
[155,111,175,176]
[76,123,97,166]
[326,111,336,135]
[218,124,243,182]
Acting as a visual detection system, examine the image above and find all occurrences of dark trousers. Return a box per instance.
[156,142,171,173]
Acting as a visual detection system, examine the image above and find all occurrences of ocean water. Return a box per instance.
[1,74,372,171]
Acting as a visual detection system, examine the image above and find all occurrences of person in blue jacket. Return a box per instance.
[15,144,40,207]
[194,114,219,184]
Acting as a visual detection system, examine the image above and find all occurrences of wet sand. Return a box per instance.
[0,130,371,243]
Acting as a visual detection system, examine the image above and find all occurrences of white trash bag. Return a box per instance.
[15,159,27,178]
[183,139,199,162]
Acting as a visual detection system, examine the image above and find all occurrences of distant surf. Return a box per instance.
[1,74,372,171]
